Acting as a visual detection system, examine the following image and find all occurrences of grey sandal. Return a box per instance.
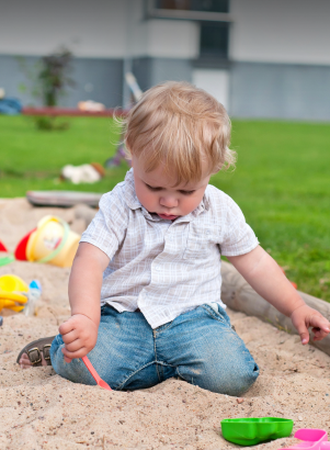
[16,336,56,366]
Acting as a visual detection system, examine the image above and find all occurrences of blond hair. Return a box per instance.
[124,81,235,184]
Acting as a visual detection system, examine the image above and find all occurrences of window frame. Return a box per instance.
[145,0,232,22]
[144,0,232,63]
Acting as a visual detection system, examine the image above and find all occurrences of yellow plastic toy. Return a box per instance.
[0,274,28,313]
[14,215,80,268]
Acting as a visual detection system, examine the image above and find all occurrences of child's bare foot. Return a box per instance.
[16,336,55,368]
[18,351,50,368]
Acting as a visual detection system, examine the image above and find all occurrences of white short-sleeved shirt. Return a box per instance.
[80,169,259,329]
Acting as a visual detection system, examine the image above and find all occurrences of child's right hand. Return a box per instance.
[59,314,99,363]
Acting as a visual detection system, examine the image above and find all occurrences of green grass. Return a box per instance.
[0,115,125,195]
[1,115,330,301]
[215,120,330,301]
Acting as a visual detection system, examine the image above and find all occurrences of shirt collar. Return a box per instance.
[124,168,141,210]
[124,168,207,222]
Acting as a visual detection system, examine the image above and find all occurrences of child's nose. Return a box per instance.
[160,195,178,208]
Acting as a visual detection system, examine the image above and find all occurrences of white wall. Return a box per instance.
[0,0,127,57]
[0,0,200,60]
[146,20,199,59]
[4,0,330,66]
[230,0,330,65]
[192,69,230,109]
[122,1,199,59]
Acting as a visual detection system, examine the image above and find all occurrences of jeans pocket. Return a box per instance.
[202,303,231,327]
[100,304,108,316]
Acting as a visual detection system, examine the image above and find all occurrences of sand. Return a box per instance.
[1,197,330,450]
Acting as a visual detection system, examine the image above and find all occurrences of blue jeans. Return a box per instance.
[50,304,259,395]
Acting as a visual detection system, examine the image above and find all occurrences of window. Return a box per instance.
[156,0,190,9]
[156,0,229,13]
[148,0,231,60]
[149,0,231,21]
[200,22,229,58]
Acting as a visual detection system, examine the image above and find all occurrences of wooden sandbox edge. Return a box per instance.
[221,260,330,356]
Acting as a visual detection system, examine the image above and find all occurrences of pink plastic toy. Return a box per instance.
[82,355,112,391]
[281,429,330,450]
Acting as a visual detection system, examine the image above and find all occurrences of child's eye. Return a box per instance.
[180,190,195,196]
[146,184,162,191]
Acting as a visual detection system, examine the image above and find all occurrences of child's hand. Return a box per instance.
[290,304,330,344]
[59,314,99,363]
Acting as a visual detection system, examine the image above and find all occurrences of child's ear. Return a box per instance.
[216,163,225,173]
[125,142,132,154]
[210,167,222,177]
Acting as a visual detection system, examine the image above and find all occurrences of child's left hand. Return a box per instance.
[228,246,330,345]
[290,304,330,344]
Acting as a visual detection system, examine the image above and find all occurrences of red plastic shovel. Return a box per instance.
[82,355,112,391]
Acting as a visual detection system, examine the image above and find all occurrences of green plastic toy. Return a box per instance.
[221,417,294,446]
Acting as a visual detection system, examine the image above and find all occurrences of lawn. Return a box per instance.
[1,115,330,301]
[0,115,125,195]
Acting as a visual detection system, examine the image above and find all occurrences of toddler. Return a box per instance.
[18,81,330,395]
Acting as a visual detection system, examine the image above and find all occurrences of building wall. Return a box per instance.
[145,20,199,59]
[227,0,330,120]
[4,0,330,66]
[192,69,230,109]
[1,0,330,119]
[230,0,330,66]
[230,61,330,120]
[0,0,128,57]
[0,54,123,108]
[132,57,192,92]
[0,0,198,107]
[0,0,129,107]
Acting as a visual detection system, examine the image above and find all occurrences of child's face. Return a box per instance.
[132,156,210,220]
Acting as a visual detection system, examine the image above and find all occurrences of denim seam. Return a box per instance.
[154,321,174,334]
[153,330,162,381]
[116,360,158,390]
[175,366,194,386]
[116,359,175,390]
[201,304,226,323]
